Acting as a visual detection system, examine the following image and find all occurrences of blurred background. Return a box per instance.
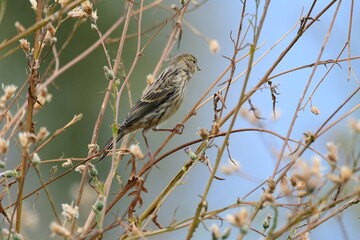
[0,0,359,239]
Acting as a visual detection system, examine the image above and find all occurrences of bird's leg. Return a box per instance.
[152,123,185,135]
[142,128,154,161]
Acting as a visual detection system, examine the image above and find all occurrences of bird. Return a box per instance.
[98,53,201,162]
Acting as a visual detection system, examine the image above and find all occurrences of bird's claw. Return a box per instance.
[152,124,185,134]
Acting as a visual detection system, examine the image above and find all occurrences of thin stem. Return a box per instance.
[0,0,86,52]
[186,0,271,238]
[15,0,44,232]
[271,0,342,178]
[33,165,61,223]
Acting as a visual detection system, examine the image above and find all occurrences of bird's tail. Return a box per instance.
[98,131,125,163]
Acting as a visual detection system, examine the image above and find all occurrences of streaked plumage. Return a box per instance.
[99,53,200,162]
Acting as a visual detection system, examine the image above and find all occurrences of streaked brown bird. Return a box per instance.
[99,53,200,162]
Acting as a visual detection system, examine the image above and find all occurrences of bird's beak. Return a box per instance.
[196,65,201,71]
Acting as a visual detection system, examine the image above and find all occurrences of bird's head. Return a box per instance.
[172,53,201,74]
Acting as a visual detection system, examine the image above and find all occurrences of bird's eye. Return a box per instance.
[192,59,196,64]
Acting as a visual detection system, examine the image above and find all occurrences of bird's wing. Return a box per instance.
[122,67,180,126]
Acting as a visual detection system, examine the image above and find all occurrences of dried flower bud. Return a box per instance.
[310,156,321,175]
[209,39,220,54]
[90,23,97,30]
[29,0,37,11]
[68,6,87,18]
[271,109,281,120]
[75,164,86,173]
[197,128,209,140]
[0,138,9,154]
[129,144,144,159]
[262,191,274,202]
[295,159,310,182]
[220,165,232,175]
[226,208,248,229]
[326,142,338,163]
[46,92,53,102]
[290,175,297,187]
[303,131,314,144]
[50,222,71,237]
[280,178,291,196]
[171,4,179,11]
[311,106,320,115]
[3,84,18,100]
[87,143,99,152]
[220,159,240,175]
[212,122,220,135]
[91,10,98,22]
[296,180,306,190]
[18,132,36,149]
[267,178,276,193]
[48,25,56,36]
[44,32,52,44]
[37,127,50,142]
[297,190,307,198]
[15,21,25,33]
[348,118,360,133]
[192,1,200,7]
[210,223,221,239]
[76,227,84,236]
[82,1,93,15]
[62,159,73,168]
[340,166,352,182]
[19,39,30,53]
[43,31,57,46]
[31,153,41,165]
[61,203,79,221]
